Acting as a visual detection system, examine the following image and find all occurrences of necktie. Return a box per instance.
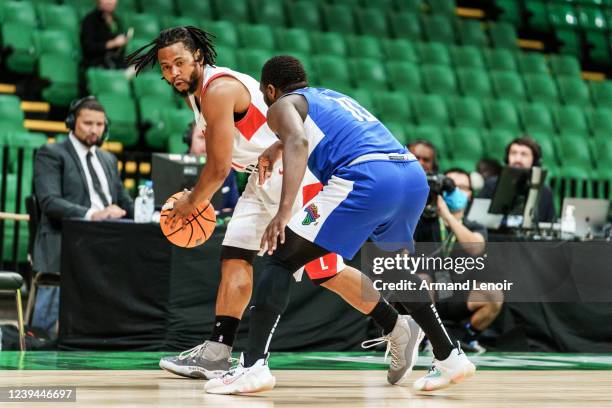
[86,151,110,207]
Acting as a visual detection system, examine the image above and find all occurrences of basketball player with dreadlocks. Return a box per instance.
[204,56,476,394]
[126,27,424,387]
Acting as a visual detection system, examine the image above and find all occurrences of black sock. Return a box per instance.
[210,315,240,347]
[244,306,281,367]
[407,303,455,360]
[368,300,399,334]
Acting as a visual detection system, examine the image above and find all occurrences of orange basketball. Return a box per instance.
[160,192,216,248]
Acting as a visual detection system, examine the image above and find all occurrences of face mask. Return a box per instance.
[442,188,468,213]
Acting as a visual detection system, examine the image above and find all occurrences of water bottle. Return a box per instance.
[561,204,576,240]
[134,181,155,223]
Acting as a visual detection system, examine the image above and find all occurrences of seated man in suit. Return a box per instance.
[32,96,133,335]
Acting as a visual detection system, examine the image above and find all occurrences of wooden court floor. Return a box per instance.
[1,369,611,407]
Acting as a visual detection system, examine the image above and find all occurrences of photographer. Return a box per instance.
[409,141,502,352]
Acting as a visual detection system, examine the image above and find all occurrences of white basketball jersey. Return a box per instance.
[188,65,278,172]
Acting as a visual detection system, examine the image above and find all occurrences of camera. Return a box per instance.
[423,173,456,218]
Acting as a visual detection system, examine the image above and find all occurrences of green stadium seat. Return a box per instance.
[456,68,492,97]
[384,122,409,146]
[205,21,239,48]
[96,94,139,147]
[382,39,418,62]
[236,49,274,79]
[421,64,457,94]
[125,38,150,58]
[159,16,200,30]
[251,0,286,26]
[584,31,611,64]
[491,71,526,101]
[386,61,422,93]
[0,95,25,131]
[389,12,421,40]
[530,131,557,165]
[557,133,594,179]
[276,28,312,54]
[525,0,550,30]
[496,0,522,26]
[39,54,79,106]
[87,69,131,96]
[1,23,36,74]
[287,1,323,30]
[524,73,559,104]
[238,24,276,50]
[322,4,357,34]
[1,1,36,26]
[177,0,214,19]
[591,137,612,181]
[151,108,193,152]
[555,28,581,56]
[422,14,456,43]
[124,13,161,41]
[484,128,515,160]
[33,30,77,59]
[133,71,174,102]
[447,127,484,162]
[518,102,555,134]
[447,96,485,128]
[311,32,348,56]
[213,0,250,23]
[578,5,607,30]
[548,3,579,28]
[412,94,449,126]
[346,35,383,59]
[489,22,518,49]
[589,80,612,108]
[551,105,589,136]
[483,99,520,132]
[549,54,582,76]
[449,45,484,68]
[144,0,175,16]
[410,125,447,156]
[333,0,362,7]
[517,52,549,74]
[372,91,411,122]
[417,42,451,65]
[456,19,488,47]
[312,55,351,89]
[557,76,591,105]
[347,88,375,113]
[349,58,388,90]
[140,96,177,150]
[114,0,138,14]
[354,7,389,37]
[358,0,395,10]
[587,107,612,137]
[396,0,423,13]
[37,4,79,35]
[483,48,517,71]
[428,0,456,15]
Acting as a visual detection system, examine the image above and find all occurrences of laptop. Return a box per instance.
[561,198,610,238]
[466,198,504,229]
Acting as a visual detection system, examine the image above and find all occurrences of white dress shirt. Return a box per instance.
[69,133,112,220]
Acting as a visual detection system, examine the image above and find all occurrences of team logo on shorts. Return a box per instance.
[302,203,320,225]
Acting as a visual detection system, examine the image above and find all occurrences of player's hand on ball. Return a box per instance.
[261,209,291,255]
[258,141,284,185]
[165,189,196,229]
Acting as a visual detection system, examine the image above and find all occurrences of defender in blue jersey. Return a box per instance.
[205,56,475,396]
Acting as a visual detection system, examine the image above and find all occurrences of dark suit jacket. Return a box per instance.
[33,139,133,273]
[477,176,556,223]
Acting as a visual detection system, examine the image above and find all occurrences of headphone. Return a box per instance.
[65,96,110,147]
[504,137,542,167]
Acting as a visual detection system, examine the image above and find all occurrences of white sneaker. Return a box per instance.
[204,353,276,395]
[413,345,476,391]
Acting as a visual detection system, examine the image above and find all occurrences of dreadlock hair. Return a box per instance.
[260,55,308,93]
[125,26,216,75]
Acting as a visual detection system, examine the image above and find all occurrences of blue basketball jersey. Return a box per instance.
[286,87,406,184]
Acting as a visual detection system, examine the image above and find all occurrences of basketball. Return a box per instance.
[160,192,216,248]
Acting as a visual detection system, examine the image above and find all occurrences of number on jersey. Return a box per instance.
[324,96,377,122]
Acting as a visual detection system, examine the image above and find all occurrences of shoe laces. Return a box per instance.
[361,335,401,368]
[178,342,208,361]
[222,357,243,378]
